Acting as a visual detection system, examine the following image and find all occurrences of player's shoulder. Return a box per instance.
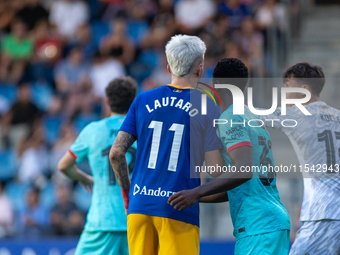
[271,105,306,119]
[307,101,340,115]
[141,85,168,96]
[132,86,168,103]
[220,105,243,120]
[79,119,103,135]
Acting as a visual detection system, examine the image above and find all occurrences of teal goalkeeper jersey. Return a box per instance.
[218,105,290,240]
[70,115,136,232]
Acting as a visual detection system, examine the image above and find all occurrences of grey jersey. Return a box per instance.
[259,101,340,221]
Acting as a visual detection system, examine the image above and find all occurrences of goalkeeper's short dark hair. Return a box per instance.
[213,58,249,92]
[105,76,137,114]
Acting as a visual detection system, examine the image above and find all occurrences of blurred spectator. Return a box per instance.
[31,20,62,83]
[54,46,93,118]
[0,181,14,238]
[175,0,215,34]
[46,95,63,116]
[233,17,264,76]
[33,20,62,64]
[255,0,287,70]
[68,24,96,62]
[50,124,76,185]
[17,125,49,183]
[142,54,170,91]
[0,0,17,32]
[126,0,158,21]
[255,0,287,33]
[213,14,232,42]
[90,51,125,99]
[100,18,135,66]
[18,187,49,238]
[217,0,250,29]
[224,41,253,74]
[0,19,33,83]
[49,185,84,236]
[141,10,175,50]
[1,83,40,149]
[49,0,89,40]
[0,96,10,117]
[15,0,49,31]
[54,46,90,94]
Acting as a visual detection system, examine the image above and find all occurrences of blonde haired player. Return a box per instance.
[109,35,224,255]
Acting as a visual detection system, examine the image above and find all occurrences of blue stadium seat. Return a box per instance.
[74,113,100,133]
[44,115,63,144]
[128,51,160,83]
[31,82,53,111]
[0,149,17,181]
[138,50,160,68]
[127,20,148,46]
[5,182,30,211]
[0,84,17,103]
[88,0,102,21]
[73,183,92,212]
[91,21,110,47]
[40,182,56,210]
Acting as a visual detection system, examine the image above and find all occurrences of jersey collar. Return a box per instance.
[167,84,193,90]
[306,100,327,106]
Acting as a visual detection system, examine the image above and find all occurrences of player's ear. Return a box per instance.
[105,97,109,107]
[301,84,312,94]
[197,63,203,77]
[167,64,172,74]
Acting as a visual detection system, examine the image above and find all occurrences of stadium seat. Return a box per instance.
[0,84,17,104]
[73,183,92,212]
[40,182,56,210]
[31,82,53,111]
[74,113,100,133]
[88,0,102,21]
[91,21,110,47]
[138,50,160,68]
[4,182,30,212]
[44,115,63,144]
[127,20,148,46]
[0,149,17,181]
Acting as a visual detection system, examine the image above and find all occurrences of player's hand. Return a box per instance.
[168,189,200,211]
[80,175,94,194]
[125,208,128,216]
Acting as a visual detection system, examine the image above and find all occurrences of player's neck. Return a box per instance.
[219,92,234,112]
[170,76,192,88]
[110,112,127,116]
[305,95,321,105]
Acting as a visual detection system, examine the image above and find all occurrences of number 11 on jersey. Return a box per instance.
[148,120,184,172]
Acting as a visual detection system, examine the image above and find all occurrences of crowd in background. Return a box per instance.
[0,0,298,238]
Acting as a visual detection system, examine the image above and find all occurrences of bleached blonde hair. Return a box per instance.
[165,35,206,77]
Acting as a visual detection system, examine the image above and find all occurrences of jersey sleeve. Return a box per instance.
[120,96,138,137]
[203,103,224,152]
[256,106,304,135]
[69,124,92,163]
[218,114,252,154]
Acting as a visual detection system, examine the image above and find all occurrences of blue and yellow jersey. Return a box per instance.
[120,84,223,226]
[70,115,136,232]
[218,105,290,239]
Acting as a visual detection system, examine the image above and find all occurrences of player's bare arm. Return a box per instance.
[204,149,224,178]
[109,131,136,190]
[168,146,252,211]
[199,192,229,203]
[58,152,94,193]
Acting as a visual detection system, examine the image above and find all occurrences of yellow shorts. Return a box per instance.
[127,213,199,255]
